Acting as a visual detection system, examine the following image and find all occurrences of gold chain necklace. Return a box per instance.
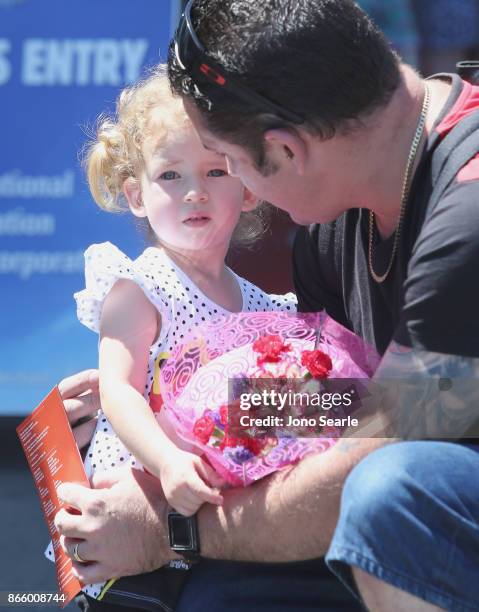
[368,84,430,283]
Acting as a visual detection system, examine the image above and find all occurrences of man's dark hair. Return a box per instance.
[168,0,401,172]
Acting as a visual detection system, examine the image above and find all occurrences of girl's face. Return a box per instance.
[124,122,256,254]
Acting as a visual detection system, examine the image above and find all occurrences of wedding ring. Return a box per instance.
[72,542,87,564]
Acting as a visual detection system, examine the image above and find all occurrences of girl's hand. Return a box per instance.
[159,450,225,516]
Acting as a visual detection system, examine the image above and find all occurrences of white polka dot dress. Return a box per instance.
[44,241,296,598]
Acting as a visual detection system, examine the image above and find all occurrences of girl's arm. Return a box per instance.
[99,279,177,474]
[99,279,223,515]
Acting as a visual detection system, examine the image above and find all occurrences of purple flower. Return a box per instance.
[223,445,254,464]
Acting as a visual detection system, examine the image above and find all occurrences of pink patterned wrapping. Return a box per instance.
[160,312,380,486]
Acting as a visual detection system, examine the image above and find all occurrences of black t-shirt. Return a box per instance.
[293,74,479,358]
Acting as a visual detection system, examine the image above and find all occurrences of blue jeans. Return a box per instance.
[176,558,361,611]
[326,441,479,612]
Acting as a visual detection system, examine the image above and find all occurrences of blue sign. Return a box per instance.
[1,0,172,413]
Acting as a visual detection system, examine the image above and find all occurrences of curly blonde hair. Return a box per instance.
[84,64,268,247]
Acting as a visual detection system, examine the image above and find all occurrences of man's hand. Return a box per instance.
[55,467,173,584]
[58,369,100,449]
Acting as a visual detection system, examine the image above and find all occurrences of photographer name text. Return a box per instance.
[238,389,359,429]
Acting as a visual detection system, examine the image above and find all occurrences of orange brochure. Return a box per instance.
[16,387,90,608]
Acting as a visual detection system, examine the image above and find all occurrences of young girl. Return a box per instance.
[46,65,296,609]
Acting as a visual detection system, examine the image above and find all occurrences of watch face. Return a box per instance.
[169,514,193,548]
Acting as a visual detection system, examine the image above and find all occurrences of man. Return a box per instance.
[55,1,479,610]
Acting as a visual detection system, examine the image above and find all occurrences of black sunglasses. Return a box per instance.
[173,0,304,124]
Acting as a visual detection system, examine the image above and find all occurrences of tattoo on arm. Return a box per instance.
[372,341,479,440]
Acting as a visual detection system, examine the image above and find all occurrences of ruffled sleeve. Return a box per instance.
[74,242,171,335]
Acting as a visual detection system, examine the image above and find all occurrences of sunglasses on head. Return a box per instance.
[173,0,304,124]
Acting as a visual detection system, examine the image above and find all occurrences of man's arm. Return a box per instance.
[369,341,479,441]
[198,436,389,563]
[55,435,389,585]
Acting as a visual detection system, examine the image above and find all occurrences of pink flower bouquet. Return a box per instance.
[160,311,379,486]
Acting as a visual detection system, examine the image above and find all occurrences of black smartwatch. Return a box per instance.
[167,512,201,561]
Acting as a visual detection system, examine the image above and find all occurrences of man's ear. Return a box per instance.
[264,128,307,175]
[242,186,258,212]
[123,177,147,218]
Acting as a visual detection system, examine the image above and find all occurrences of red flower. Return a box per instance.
[301,350,333,379]
[219,404,229,426]
[219,435,244,451]
[245,437,267,456]
[193,415,215,444]
[219,434,267,456]
[253,334,291,365]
